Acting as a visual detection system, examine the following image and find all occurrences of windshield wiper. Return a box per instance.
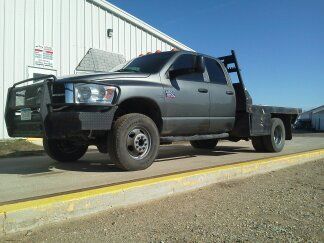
[116,68,140,73]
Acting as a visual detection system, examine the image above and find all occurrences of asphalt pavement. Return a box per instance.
[0,134,323,203]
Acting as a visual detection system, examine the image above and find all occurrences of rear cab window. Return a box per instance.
[205,57,228,85]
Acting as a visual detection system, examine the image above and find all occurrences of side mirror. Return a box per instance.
[195,55,205,73]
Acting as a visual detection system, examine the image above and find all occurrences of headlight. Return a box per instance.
[77,86,92,102]
[74,83,117,104]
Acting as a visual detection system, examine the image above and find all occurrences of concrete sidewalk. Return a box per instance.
[1,136,324,203]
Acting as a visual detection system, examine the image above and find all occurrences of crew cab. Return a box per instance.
[5,50,300,170]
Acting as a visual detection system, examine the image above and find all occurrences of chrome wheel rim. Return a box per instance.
[126,127,151,160]
[273,126,283,145]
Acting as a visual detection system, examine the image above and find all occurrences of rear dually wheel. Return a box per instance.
[262,118,286,152]
[251,118,286,153]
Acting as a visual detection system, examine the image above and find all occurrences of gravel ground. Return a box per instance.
[3,160,324,242]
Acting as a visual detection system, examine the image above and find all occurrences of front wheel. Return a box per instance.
[107,113,160,171]
[43,138,88,162]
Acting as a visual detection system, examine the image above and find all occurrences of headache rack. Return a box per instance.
[217,50,252,115]
[217,50,246,88]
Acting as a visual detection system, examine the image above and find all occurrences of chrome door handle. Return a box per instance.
[198,88,208,93]
[226,90,234,95]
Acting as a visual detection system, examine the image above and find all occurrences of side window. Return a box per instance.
[172,54,195,70]
[171,54,204,82]
[205,57,227,85]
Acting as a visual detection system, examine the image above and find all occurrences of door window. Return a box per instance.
[172,54,204,82]
[205,57,227,85]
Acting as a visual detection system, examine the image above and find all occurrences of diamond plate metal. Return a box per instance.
[76,48,126,73]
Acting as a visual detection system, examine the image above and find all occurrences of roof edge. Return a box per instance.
[91,0,194,51]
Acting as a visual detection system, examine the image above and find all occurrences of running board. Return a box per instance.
[160,133,229,143]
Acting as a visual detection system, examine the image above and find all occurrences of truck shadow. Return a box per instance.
[0,145,253,175]
[47,145,252,173]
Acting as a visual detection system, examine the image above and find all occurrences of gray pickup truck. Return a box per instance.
[5,50,300,170]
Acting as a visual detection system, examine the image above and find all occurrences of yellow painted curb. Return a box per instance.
[1,148,324,214]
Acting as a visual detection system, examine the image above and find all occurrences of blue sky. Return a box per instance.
[108,0,324,111]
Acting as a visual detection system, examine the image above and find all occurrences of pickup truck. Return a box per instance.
[5,50,300,170]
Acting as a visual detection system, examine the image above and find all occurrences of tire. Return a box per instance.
[97,144,108,154]
[251,136,266,152]
[107,113,160,171]
[43,138,88,162]
[190,139,218,149]
[262,118,286,152]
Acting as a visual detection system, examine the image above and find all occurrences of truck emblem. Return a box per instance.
[165,90,176,99]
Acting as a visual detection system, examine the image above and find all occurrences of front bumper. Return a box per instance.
[5,75,118,139]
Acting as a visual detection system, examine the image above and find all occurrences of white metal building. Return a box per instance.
[312,109,324,131]
[0,0,192,139]
[297,105,324,131]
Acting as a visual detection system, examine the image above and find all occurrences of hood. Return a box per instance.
[57,72,151,82]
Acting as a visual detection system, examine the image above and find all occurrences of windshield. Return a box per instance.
[115,51,176,73]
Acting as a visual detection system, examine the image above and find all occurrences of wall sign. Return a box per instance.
[34,45,53,68]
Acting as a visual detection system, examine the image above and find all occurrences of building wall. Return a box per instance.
[298,111,311,121]
[0,0,192,139]
[312,110,324,131]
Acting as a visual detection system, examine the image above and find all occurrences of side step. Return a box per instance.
[160,133,229,143]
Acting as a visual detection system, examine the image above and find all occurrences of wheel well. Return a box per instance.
[114,98,163,132]
[271,114,293,140]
